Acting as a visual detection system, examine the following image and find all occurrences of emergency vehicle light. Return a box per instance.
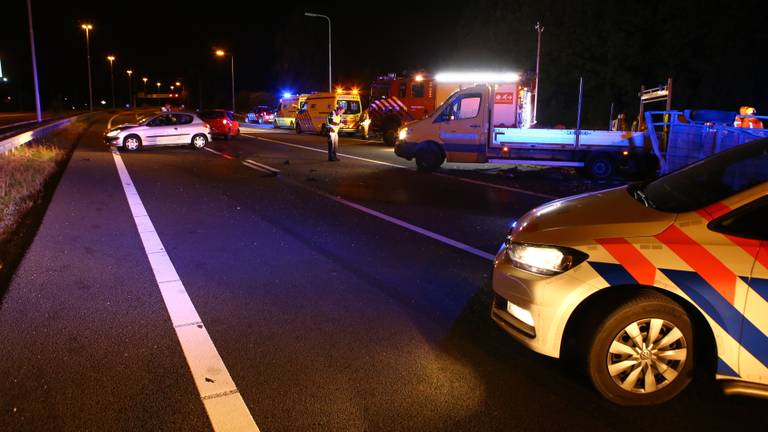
[435,71,520,83]
[282,92,292,99]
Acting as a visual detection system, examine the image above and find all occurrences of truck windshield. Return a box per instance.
[636,138,768,213]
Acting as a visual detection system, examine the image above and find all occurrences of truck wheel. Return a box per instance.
[586,291,694,406]
[415,144,444,172]
[585,154,616,179]
[383,129,397,146]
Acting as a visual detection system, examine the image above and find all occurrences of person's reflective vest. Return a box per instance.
[328,113,341,131]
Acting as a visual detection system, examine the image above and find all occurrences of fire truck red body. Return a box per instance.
[367,72,438,144]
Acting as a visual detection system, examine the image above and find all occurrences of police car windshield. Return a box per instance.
[337,100,360,114]
[639,138,768,213]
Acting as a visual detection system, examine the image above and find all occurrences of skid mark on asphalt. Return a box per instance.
[111,148,260,432]
[203,148,495,262]
[242,133,558,199]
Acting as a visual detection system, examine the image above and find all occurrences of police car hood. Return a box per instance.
[511,186,675,244]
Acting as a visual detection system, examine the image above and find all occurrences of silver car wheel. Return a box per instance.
[193,135,207,148]
[607,318,688,394]
[124,137,140,151]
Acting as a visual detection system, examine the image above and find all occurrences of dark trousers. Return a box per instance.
[327,131,338,160]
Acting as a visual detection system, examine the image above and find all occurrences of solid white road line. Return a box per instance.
[317,189,496,262]
[244,134,406,168]
[242,133,558,199]
[110,148,260,432]
[203,148,495,262]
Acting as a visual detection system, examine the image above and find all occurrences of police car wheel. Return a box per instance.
[587,292,694,406]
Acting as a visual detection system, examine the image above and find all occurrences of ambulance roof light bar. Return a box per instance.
[435,71,520,83]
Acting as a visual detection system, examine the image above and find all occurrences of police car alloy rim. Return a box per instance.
[606,318,688,394]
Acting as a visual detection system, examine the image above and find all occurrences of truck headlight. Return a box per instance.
[398,128,408,140]
[506,242,588,276]
[106,129,120,137]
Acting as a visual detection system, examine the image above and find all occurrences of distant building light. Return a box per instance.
[435,71,520,83]
[100,100,106,105]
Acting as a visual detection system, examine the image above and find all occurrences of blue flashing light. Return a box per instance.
[282,92,293,99]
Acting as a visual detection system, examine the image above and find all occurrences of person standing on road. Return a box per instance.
[327,106,345,161]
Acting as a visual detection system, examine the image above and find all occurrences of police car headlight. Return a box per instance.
[398,128,408,140]
[106,129,120,137]
[506,242,588,276]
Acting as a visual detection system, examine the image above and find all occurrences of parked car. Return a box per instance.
[104,112,211,151]
[491,138,768,405]
[198,109,240,140]
[246,106,275,124]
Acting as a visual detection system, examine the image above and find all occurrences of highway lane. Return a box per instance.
[1,115,766,431]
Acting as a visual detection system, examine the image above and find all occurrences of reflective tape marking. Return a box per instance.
[656,224,738,304]
[597,238,657,285]
[111,149,260,432]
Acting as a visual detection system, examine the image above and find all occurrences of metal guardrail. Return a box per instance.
[0,116,82,154]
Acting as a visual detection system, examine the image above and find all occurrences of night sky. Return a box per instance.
[1,0,765,128]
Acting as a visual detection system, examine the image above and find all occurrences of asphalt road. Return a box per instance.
[0,114,765,431]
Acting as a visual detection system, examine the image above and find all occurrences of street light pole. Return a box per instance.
[126,69,133,108]
[81,24,93,112]
[304,12,332,92]
[26,0,42,122]
[142,77,148,93]
[533,21,543,126]
[107,55,115,109]
[215,50,235,112]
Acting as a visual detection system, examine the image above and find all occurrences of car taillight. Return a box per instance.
[223,119,229,124]
[203,123,210,129]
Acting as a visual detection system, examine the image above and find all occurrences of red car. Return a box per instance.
[246,106,275,124]
[198,110,240,140]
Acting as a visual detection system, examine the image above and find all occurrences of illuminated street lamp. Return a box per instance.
[81,23,94,111]
[106,55,116,108]
[304,12,332,92]
[142,76,148,93]
[126,69,133,107]
[215,49,235,112]
[156,82,161,92]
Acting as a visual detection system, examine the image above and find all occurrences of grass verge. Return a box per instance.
[0,121,88,284]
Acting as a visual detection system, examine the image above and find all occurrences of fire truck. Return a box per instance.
[367,72,437,145]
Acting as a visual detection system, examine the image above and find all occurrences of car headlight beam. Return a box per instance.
[506,242,587,276]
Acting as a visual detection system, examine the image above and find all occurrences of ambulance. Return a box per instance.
[492,138,768,405]
[273,94,307,129]
[294,89,363,136]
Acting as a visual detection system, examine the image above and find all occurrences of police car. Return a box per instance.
[492,138,768,405]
